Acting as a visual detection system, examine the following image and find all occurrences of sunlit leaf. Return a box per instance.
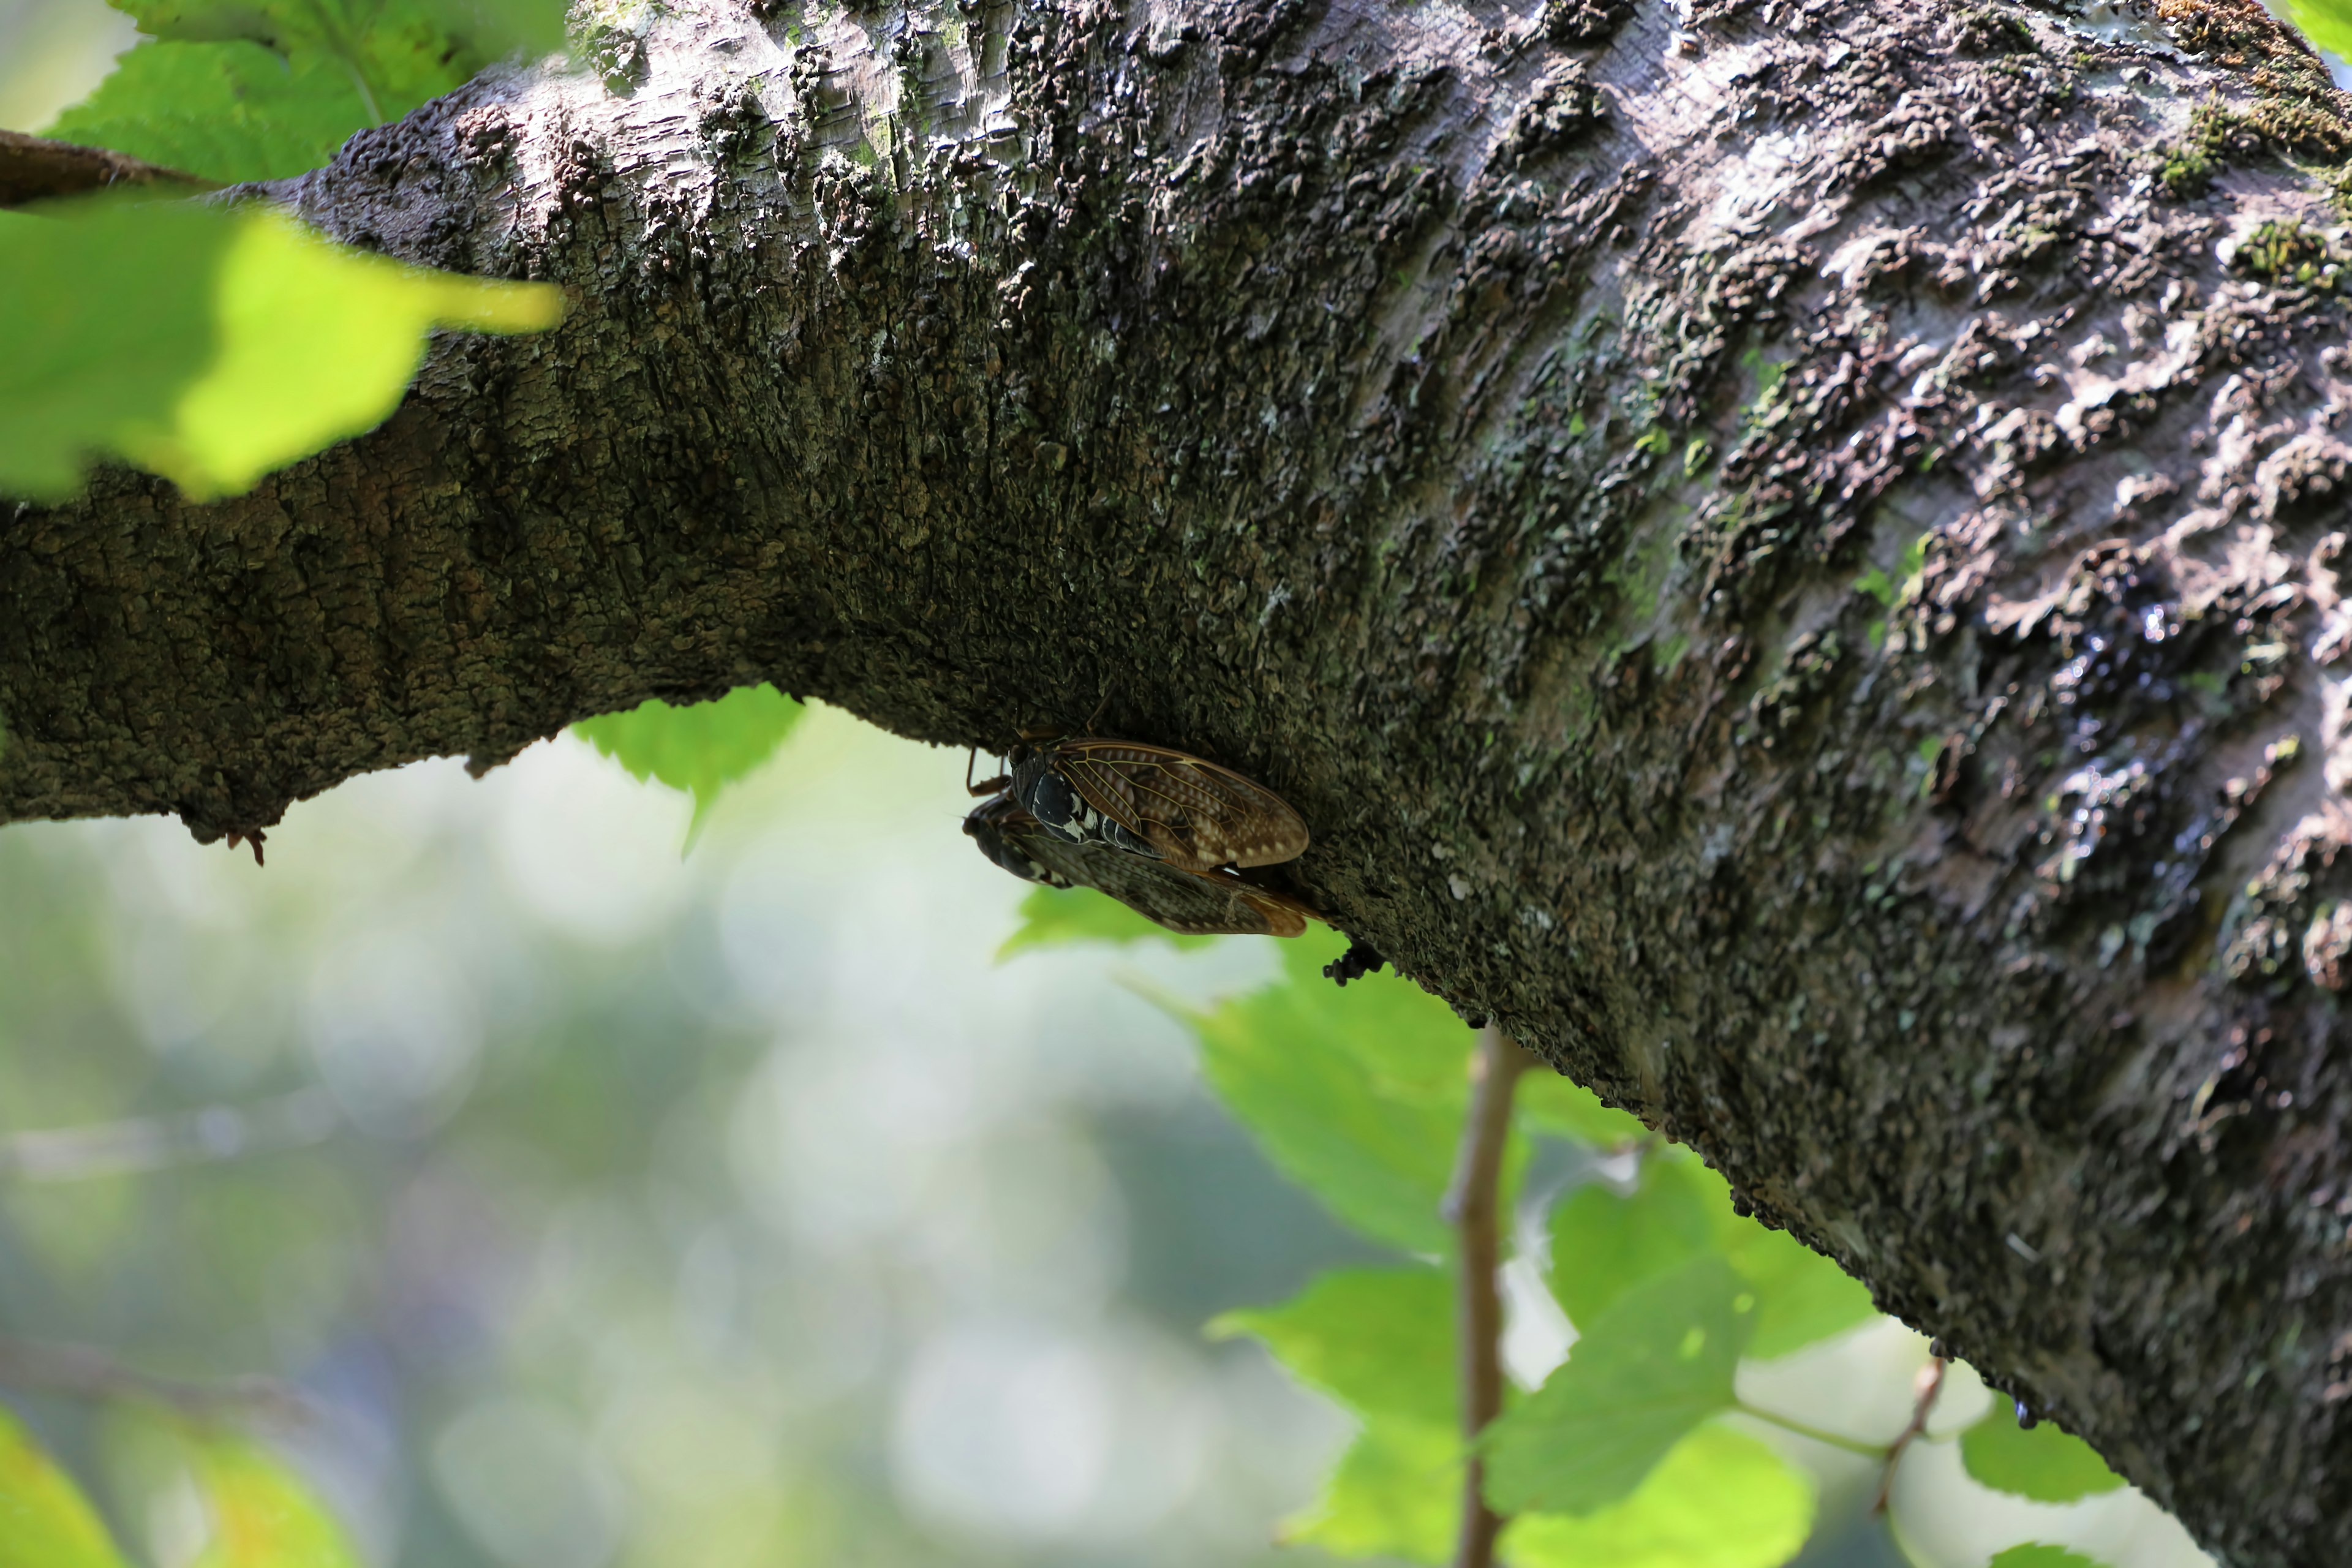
[1987,1547,2105,1568]
[1550,1150,1875,1359]
[1209,1265,1454,1426]
[996,884,1218,957]
[1960,1407,2125,1503]
[1281,1414,1459,1566]
[187,1433,361,1568]
[0,1403,130,1568]
[573,684,805,845]
[1483,1256,1751,1515]
[2286,0,2352,64]
[1548,1156,1718,1329]
[1183,932,1487,1255]
[1517,1071,1646,1147]
[0,197,562,502]
[45,42,379,183]
[1505,1423,1814,1568]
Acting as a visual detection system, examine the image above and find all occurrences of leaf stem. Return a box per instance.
[1872,1355,1948,1513]
[1442,1023,1535,1568]
[1731,1400,1888,1458]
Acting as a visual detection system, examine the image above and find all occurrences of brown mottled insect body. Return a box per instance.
[985,737,1311,874]
[963,795,1314,937]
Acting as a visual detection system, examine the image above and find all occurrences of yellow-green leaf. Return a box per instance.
[0,1403,130,1568]
[1,196,563,502]
[996,883,1218,957]
[1281,1414,1460,1566]
[187,1434,361,1568]
[1505,1423,1814,1568]
[1209,1266,1455,1426]
[573,684,806,845]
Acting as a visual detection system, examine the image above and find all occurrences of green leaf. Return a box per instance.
[0,197,564,502]
[996,884,1218,957]
[0,1403,130,1568]
[45,42,380,184]
[1987,1548,2105,1568]
[2287,1,2352,64]
[1517,1072,1646,1147]
[1483,1256,1751,1515]
[1209,1266,1454,1426]
[1960,1408,2125,1503]
[1719,1220,1877,1360]
[572,684,805,844]
[1184,932,1487,1254]
[1550,1151,1874,1359]
[1548,1155,1719,1329]
[186,1434,361,1568]
[1281,1415,1460,1566]
[1504,1423,1814,1568]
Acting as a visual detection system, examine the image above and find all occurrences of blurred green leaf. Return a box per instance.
[1505,1423,1814,1568]
[1987,1548,2104,1568]
[997,884,1218,957]
[1281,1414,1459,1566]
[46,43,380,183]
[1209,1265,1454,1426]
[1184,932,1486,1255]
[1517,1071,1646,1147]
[0,1403,130,1568]
[186,1433,361,1568]
[1719,1219,1876,1360]
[1483,1256,1751,1515]
[573,684,805,845]
[1960,1408,2124,1503]
[2287,1,2352,62]
[1548,1156,1719,1329]
[1550,1150,1874,1359]
[1,198,563,502]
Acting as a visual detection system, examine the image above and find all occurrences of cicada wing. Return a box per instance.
[1001,816,1310,937]
[1047,739,1310,872]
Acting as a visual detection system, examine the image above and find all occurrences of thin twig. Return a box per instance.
[0,1338,314,1428]
[1732,1400,1890,1459]
[1872,1355,1948,1514]
[0,1088,342,1184]
[1442,1024,1535,1568]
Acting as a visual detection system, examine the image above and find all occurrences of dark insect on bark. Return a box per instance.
[963,794,1317,937]
[968,737,1311,873]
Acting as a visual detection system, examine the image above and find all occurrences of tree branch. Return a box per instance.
[7,0,2352,1556]
[1444,1024,1534,1568]
[0,129,216,209]
[0,1338,313,1427]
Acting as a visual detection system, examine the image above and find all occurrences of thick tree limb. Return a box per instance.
[7,0,2352,1557]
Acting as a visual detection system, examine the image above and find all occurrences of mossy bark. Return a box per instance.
[7,0,2352,1556]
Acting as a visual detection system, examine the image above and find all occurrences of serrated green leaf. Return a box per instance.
[1209,1265,1454,1426]
[1987,1547,2104,1568]
[1,197,563,502]
[1183,932,1488,1254]
[45,42,379,183]
[1483,1256,1751,1515]
[1504,1423,1815,1568]
[1516,1071,1646,1147]
[995,883,1218,958]
[1548,1156,1719,1329]
[0,1402,130,1568]
[573,684,805,845]
[1280,1415,1459,1566]
[187,1434,361,1568]
[1960,1408,2124,1503]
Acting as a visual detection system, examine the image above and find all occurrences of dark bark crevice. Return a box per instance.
[7,1,2352,1559]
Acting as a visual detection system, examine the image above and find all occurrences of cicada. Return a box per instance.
[963,795,1316,938]
[969,736,1310,874]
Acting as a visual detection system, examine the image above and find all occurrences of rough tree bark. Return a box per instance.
[6,0,2352,1556]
